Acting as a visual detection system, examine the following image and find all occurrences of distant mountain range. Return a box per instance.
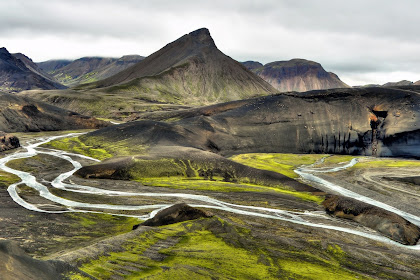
[38,55,145,86]
[242,59,350,92]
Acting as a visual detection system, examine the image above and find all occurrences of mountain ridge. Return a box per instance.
[242,58,350,92]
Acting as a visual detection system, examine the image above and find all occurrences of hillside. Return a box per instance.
[0,48,66,93]
[80,86,420,158]
[383,80,414,87]
[38,55,144,86]
[79,28,276,105]
[243,59,350,92]
[0,92,107,132]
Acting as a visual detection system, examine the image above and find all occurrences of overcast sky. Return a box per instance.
[1,0,419,86]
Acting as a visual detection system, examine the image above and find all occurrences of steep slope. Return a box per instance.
[79,28,276,105]
[12,53,59,83]
[40,55,144,86]
[243,59,350,92]
[0,48,66,93]
[0,92,107,132]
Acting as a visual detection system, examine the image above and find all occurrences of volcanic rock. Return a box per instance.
[133,203,213,229]
[0,131,20,152]
[322,195,420,245]
[0,47,65,93]
[243,59,349,92]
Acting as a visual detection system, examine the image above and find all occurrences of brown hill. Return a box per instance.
[39,55,144,86]
[414,80,420,85]
[243,59,350,92]
[79,28,276,105]
[0,48,66,93]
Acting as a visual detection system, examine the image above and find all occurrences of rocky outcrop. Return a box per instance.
[243,59,349,92]
[133,203,213,229]
[0,47,66,93]
[0,131,20,152]
[323,195,420,245]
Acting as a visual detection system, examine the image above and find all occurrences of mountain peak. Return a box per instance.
[183,27,216,48]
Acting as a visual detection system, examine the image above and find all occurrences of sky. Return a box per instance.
[1,0,419,86]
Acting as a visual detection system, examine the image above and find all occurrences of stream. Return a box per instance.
[1,133,420,250]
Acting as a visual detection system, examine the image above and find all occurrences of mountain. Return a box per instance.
[79,28,276,105]
[12,53,58,83]
[383,80,414,87]
[242,59,350,92]
[38,55,144,86]
[0,47,66,93]
[415,80,420,85]
[0,92,107,132]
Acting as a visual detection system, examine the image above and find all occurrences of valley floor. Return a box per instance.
[1,131,420,279]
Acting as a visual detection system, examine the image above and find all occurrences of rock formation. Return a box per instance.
[133,203,213,229]
[322,195,420,245]
[0,131,20,152]
[243,59,349,92]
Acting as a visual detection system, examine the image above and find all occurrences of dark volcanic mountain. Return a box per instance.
[243,59,350,92]
[0,92,107,132]
[12,53,58,83]
[82,86,420,158]
[38,55,144,86]
[79,28,276,105]
[0,48,66,93]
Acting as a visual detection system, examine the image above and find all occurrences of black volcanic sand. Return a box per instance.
[1,145,420,279]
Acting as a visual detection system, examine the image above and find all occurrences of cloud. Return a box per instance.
[1,0,419,85]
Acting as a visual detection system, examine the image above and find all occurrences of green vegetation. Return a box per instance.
[45,136,112,160]
[0,171,20,187]
[230,153,326,178]
[37,212,140,258]
[352,158,420,169]
[139,177,323,203]
[70,218,371,280]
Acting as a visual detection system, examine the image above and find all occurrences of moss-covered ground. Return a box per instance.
[230,153,326,178]
[68,218,372,280]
